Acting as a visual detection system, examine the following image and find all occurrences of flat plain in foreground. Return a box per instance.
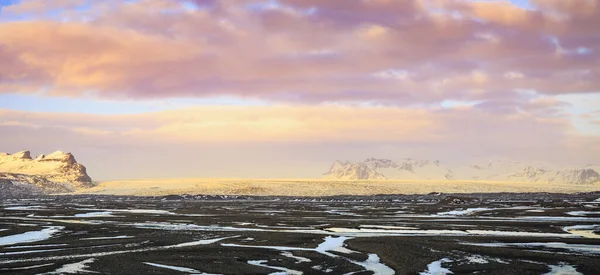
[2,192,599,274]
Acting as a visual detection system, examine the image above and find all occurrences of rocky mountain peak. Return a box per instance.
[0,150,93,189]
[43,150,77,165]
[325,158,599,184]
[325,158,449,180]
[9,150,32,160]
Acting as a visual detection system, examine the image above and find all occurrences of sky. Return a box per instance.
[0,0,599,180]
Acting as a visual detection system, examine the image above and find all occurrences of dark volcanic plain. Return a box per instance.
[1,192,600,274]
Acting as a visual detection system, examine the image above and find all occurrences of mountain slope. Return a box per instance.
[0,150,94,197]
[325,158,600,184]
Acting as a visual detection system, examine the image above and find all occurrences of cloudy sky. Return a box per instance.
[0,0,598,180]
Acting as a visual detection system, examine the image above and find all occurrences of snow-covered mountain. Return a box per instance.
[325,158,452,180]
[0,150,93,197]
[324,158,600,184]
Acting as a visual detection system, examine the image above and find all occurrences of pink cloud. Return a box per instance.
[0,0,597,105]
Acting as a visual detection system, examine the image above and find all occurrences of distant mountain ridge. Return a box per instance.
[0,150,93,198]
[325,158,600,184]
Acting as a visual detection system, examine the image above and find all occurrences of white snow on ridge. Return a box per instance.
[0,226,63,246]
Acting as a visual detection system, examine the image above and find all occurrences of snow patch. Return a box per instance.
[436,208,492,216]
[0,248,66,256]
[76,208,176,215]
[74,212,115,218]
[359,225,418,230]
[166,236,239,248]
[247,260,303,275]
[4,205,46,211]
[465,255,488,264]
[5,243,67,249]
[281,251,311,263]
[543,263,582,275]
[40,258,97,274]
[81,236,133,240]
[420,258,453,275]
[0,226,63,246]
[562,224,600,239]
[316,236,354,254]
[352,254,395,275]
[567,211,600,216]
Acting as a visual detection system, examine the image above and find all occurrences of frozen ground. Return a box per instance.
[1,192,599,274]
[73,178,600,196]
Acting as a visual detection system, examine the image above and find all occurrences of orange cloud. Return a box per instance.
[0,0,597,104]
[470,1,531,25]
[0,103,583,150]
